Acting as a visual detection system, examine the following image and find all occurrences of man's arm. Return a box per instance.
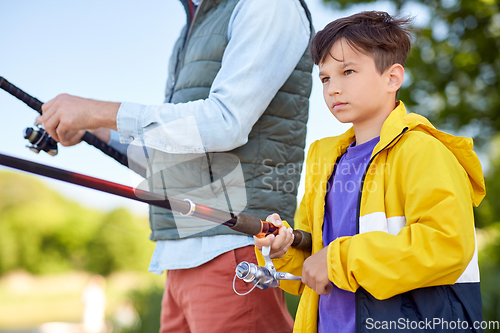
[39,0,310,152]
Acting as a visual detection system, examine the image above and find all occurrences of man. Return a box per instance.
[38,0,313,331]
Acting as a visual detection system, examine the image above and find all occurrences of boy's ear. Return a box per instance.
[386,64,405,93]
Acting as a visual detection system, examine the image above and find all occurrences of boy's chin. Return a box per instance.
[329,111,351,124]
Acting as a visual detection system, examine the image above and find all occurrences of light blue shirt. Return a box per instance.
[109,0,311,272]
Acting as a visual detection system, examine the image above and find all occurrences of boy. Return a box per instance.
[255,11,485,333]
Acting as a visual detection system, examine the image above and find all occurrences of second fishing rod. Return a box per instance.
[0,152,312,250]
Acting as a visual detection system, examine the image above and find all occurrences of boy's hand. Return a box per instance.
[302,246,333,295]
[253,213,294,259]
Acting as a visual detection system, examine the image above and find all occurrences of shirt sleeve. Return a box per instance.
[116,0,310,154]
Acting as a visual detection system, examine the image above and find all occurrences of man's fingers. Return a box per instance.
[43,113,61,142]
[60,130,85,147]
[35,115,43,126]
[41,98,56,114]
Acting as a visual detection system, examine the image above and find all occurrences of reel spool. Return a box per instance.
[24,125,58,156]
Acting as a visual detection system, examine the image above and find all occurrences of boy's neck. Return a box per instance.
[353,102,396,145]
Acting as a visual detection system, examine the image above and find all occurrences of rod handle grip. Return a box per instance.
[0,76,44,113]
[291,229,312,251]
[81,132,128,167]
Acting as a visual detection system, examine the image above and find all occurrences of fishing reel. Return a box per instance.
[233,245,301,295]
[23,124,58,156]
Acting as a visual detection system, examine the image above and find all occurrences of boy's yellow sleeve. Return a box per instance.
[326,136,479,300]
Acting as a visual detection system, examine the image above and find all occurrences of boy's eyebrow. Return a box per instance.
[341,61,356,68]
[318,61,358,76]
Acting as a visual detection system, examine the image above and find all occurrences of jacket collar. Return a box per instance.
[321,101,408,161]
[328,101,485,206]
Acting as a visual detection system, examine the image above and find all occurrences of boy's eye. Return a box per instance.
[321,77,330,84]
[344,70,355,76]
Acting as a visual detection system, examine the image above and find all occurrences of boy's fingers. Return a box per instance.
[323,283,333,295]
[266,213,282,227]
[273,227,290,247]
[315,283,333,295]
[253,234,275,250]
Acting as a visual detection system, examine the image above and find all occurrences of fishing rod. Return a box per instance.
[0,152,312,250]
[0,76,128,167]
[0,76,311,289]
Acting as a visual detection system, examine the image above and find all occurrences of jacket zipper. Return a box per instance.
[168,0,204,102]
[354,126,408,332]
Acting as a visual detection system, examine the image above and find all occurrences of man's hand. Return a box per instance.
[253,213,294,259]
[302,246,333,295]
[89,127,112,143]
[36,93,120,146]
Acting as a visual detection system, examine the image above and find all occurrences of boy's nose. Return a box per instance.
[328,83,341,96]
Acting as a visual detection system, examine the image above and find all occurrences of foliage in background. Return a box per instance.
[324,0,500,147]
[477,135,500,228]
[0,171,154,276]
[477,136,500,332]
[479,222,500,331]
[115,285,163,333]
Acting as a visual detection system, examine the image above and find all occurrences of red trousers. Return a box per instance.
[160,245,294,333]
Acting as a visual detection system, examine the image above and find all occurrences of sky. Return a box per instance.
[0,0,423,216]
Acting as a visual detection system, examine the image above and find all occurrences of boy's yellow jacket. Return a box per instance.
[257,102,486,332]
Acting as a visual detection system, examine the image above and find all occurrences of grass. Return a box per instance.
[0,270,164,330]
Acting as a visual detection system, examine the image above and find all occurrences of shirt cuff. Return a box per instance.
[107,130,129,156]
[116,102,146,144]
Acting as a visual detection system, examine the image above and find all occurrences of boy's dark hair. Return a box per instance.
[310,11,413,74]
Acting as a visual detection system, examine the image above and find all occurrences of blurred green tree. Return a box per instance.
[86,208,152,276]
[478,222,500,332]
[0,171,153,276]
[323,0,499,147]
[118,285,163,333]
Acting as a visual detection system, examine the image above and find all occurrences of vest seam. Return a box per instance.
[260,112,308,123]
[257,136,306,150]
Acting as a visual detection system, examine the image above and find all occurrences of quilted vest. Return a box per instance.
[148,0,313,240]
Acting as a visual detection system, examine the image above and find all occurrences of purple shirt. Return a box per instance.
[318,136,379,333]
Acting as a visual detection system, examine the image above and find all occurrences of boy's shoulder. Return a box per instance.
[308,127,356,157]
[400,111,474,154]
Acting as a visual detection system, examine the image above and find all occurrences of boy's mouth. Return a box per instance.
[332,102,347,110]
